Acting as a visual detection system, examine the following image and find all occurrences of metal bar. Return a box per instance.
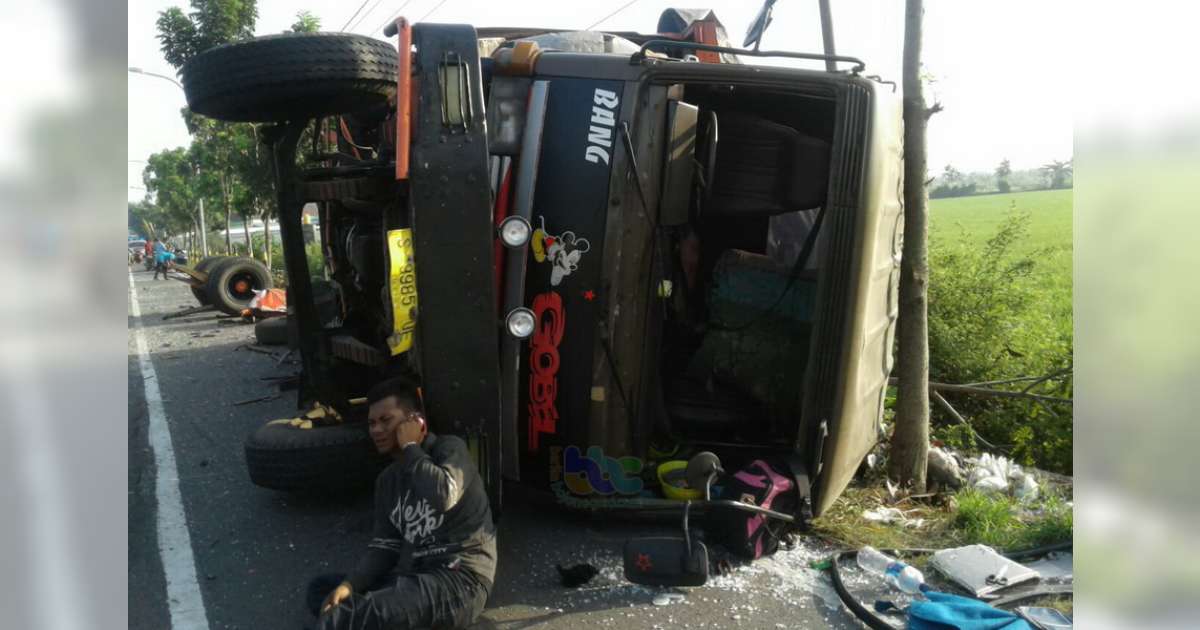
[392,18,412,180]
[272,122,333,407]
[631,39,865,74]
[161,304,216,320]
[499,80,550,482]
[818,0,837,72]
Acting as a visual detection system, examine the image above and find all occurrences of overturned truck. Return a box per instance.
[181,7,904,539]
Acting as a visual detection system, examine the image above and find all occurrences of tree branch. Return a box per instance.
[888,377,1073,404]
[930,390,1000,451]
[924,102,944,119]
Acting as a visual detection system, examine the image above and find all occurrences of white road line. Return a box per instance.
[130,272,211,630]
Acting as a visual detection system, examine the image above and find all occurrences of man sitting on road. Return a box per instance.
[309,377,497,630]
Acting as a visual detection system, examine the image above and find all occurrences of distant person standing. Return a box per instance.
[153,240,175,280]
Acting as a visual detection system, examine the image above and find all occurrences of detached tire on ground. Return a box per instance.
[207,256,273,315]
[245,421,386,493]
[254,316,289,345]
[181,32,399,123]
[190,256,229,305]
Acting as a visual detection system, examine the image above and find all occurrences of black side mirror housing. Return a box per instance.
[623,536,709,587]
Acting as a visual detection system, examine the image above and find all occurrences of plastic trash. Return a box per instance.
[856,546,926,594]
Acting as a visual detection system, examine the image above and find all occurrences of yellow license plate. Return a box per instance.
[387,229,418,355]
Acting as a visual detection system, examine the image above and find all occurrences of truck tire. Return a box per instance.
[206,257,273,316]
[182,32,399,123]
[244,420,386,493]
[254,316,289,345]
[190,256,229,305]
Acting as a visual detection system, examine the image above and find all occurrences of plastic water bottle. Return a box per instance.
[856,546,926,594]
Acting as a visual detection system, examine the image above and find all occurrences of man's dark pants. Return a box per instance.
[307,569,488,630]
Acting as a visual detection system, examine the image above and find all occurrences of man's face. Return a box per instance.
[367,396,422,454]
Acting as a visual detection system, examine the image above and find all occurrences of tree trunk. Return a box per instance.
[242,209,253,258]
[221,171,233,254]
[262,206,272,270]
[889,0,931,492]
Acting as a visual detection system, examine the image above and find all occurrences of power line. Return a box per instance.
[585,0,642,31]
[340,0,373,31]
[350,0,391,33]
[372,0,416,35]
[416,0,453,22]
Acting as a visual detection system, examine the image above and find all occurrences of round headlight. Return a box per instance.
[505,307,536,339]
[498,216,532,248]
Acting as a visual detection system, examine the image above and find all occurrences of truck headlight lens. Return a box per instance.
[505,307,536,339]
[498,216,532,248]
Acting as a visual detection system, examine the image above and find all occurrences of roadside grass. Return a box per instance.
[813,485,1073,554]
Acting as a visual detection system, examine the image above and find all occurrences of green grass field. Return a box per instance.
[930,189,1073,338]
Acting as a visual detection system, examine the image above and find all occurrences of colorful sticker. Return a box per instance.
[531,216,591,287]
[528,291,564,451]
[549,445,644,496]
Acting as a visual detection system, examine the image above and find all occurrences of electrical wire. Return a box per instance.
[350,0,394,34]
[339,0,372,31]
[585,0,642,30]
[371,0,415,34]
[416,0,452,22]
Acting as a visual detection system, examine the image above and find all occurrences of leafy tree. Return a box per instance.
[156,0,258,70]
[931,164,977,199]
[995,158,1012,193]
[1041,159,1073,190]
[291,10,321,33]
[143,148,202,241]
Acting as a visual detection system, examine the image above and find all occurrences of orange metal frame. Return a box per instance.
[394,17,413,181]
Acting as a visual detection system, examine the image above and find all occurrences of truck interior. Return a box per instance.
[651,81,836,455]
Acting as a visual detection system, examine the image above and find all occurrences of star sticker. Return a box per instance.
[635,553,653,573]
[544,236,556,247]
[582,290,596,301]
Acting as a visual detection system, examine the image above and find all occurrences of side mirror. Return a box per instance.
[623,536,709,587]
[743,0,779,50]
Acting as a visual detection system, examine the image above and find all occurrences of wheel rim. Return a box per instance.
[227,273,258,300]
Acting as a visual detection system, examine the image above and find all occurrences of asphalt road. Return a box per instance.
[127,266,873,630]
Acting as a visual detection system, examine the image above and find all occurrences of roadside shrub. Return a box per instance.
[928,209,1073,473]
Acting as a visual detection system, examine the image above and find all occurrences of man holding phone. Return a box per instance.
[310,376,496,629]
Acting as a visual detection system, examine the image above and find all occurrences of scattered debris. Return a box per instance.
[651,593,685,606]
[964,453,1040,502]
[929,544,1039,597]
[1025,552,1072,582]
[927,446,964,489]
[233,393,281,407]
[861,507,926,528]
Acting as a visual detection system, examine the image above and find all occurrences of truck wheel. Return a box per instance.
[254,316,289,346]
[206,257,273,316]
[182,32,399,123]
[244,421,386,493]
[190,256,230,305]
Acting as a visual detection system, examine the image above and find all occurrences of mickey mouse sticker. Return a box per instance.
[531,216,591,287]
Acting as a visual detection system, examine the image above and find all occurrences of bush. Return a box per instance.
[246,234,325,288]
[928,209,1073,473]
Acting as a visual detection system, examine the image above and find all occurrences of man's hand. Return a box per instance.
[394,413,426,448]
[320,581,353,615]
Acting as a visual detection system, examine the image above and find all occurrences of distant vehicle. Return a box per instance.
[128,239,147,264]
